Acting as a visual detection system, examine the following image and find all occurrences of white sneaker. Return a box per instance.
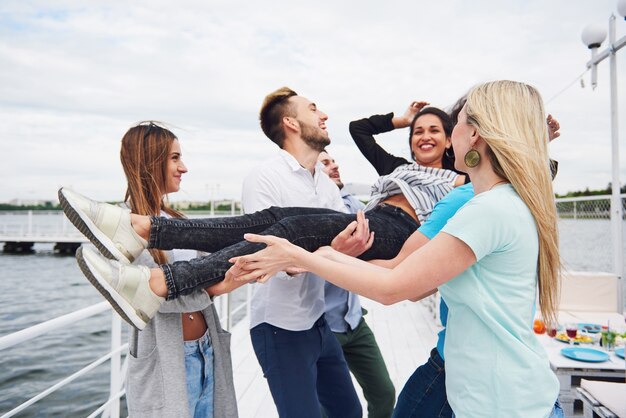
[76,245,164,330]
[59,187,147,263]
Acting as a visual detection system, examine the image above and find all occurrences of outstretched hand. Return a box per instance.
[547,114,560,142]
[228,234,306,283]
[330,210,374,257]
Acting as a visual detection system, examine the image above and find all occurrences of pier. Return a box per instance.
[0,210,86,254]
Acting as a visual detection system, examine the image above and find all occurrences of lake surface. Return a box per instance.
[0,214,624,416]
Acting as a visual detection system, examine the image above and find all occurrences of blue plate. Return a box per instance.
[578,323,602,334]
[616,347,625,359]
[561,347,609,362]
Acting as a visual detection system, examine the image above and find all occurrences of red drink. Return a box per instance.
[566,326,578,339]
[547,328,558,338]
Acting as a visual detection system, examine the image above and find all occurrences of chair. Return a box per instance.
[559,271,620,313]
[576,379,626,418]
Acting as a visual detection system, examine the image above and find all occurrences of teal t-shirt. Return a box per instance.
[439,184,558,418]
[418,183,475,360]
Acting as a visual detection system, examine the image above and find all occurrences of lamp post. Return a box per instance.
[581,0,626,313]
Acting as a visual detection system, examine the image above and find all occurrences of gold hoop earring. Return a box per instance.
[464,149,481,168]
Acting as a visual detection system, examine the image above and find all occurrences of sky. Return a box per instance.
[1,0,625,203]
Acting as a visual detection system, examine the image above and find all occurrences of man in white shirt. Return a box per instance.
[242,87,362,418]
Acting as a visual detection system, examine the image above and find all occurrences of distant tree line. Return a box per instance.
[0,202,61,211]
[556,183,626,198]
[0,201,240,212]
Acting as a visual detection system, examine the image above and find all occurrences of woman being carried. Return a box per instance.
[59,101,464,331]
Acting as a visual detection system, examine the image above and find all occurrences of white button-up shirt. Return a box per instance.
[242,150,347,331]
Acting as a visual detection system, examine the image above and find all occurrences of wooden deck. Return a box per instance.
[229,297,442,417]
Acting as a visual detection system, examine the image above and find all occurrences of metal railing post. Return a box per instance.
[220,294,229,330]
[108,312,122,418]
[27,210,33,236]
[246,283,253,320]
[226,292,232,331]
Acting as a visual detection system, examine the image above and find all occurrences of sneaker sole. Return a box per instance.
[59,188,131,264]
[76,246,146,331]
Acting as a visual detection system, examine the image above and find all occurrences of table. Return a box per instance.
[537,312,625,417]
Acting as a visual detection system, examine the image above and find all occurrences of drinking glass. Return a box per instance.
[565,323,578,343]
[547,327,558,338]
[601,330,616,351]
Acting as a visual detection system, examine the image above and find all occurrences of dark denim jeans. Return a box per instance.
[549,399,564,418]
[393,348,452,418]
[149,205,418,299]
[250,316,362,418]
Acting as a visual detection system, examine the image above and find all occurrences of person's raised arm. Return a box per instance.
[349,101,428,175]
[547,114,561,178]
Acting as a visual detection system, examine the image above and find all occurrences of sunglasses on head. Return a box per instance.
[139,122,161,141]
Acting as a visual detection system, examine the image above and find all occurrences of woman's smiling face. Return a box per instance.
[411,113,451,168]
[164,139,187,194]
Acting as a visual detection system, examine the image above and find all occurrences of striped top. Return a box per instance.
[364,163,459,223]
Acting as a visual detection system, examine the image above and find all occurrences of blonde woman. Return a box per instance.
[232,81,562,417]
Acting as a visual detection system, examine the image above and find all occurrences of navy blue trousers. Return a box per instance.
[250,317,362,418]
[393,348,452,418]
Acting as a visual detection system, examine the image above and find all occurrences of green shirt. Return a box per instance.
[440,184,558,418]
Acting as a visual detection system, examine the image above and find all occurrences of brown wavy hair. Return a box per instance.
[120,121,184,265]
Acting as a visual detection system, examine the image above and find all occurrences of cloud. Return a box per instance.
[1,0,625,202]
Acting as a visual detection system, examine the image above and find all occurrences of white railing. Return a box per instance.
[555,194,625,314]
[0,210,243,241]
[0,210,85,240]
[0,291,251,418]
[555,193,626,220]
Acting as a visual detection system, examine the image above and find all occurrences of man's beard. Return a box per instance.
[299,120,330,152]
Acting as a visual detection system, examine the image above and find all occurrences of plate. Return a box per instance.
[560,347,609,363]
[554,332,594,344]
[616,347,625,359]
[578,323,602,334]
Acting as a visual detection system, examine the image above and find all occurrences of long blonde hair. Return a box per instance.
[465,80,560,327]
[120,121,184,265]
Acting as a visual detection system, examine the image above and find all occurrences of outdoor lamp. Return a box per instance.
[581,24,607,48]
[581,24,607,88]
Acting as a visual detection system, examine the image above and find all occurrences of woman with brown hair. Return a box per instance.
[101,122,238,418]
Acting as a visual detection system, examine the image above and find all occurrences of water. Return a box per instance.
[0,247,118,417]
[0,236,248,417]
[0,215,625,416]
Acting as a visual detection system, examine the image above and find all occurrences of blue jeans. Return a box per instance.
[549,399,564,418]
[250,316,362,418]
[150,204,418,299]
[393,348,451,418]
[184,330,214,418]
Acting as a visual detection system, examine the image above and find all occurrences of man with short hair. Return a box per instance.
[242,87,362,418]
[318,149,396,418]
